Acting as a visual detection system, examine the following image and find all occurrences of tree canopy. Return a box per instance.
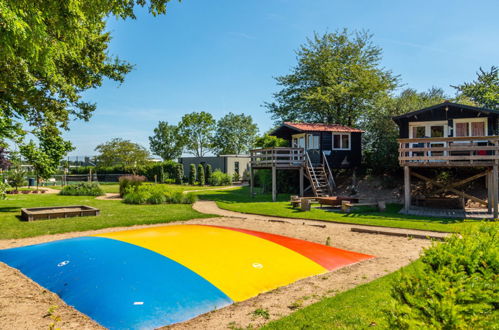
[178,111,216,157]
[453,66,499,109]
[149,121,183,160]
[265,29,398,126]
[0,0,176,165]
[212,113,258,155]
[254,133,288,148]
[95,138,150,173]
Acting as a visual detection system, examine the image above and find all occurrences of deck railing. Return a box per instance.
[398,135,499,166]
[250,147,305,168]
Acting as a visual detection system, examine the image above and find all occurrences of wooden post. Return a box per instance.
[249,166,254,197]
[487,170,493,213]
[299,167,304,197]
[404,166,411,212]
[272,166,277,202]
[493,165,498,219]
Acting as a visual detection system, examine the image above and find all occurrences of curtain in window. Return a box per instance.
[471,122,485,136]
[455,123,468,137]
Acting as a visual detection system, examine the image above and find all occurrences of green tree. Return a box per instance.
[175,163,184,184]
[453,66,499,109]
[149,121,183,160]
[188,164,196,185]
[95,138,150,174]
[197,163,205,185]
[0,0,176,160]
[362,88,447,173]
[178,111,216,157]
[19,125,74,187]
[212,113,258,155]
[254,134,288,148]
[265,29,398,126]
[204,164,212,184]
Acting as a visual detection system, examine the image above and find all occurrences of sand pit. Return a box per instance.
[0,201,440,329]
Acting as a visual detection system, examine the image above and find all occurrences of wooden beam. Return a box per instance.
[404,166,411,212]
[411,171,488,206]
[272,166,277,202]
[487,171,493,213]
[249,166,254,197]
[433,170,489,195]
[494,165,498,218]
[299,167,304,197]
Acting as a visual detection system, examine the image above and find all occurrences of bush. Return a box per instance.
[205,164,212,183]
[122,184,198,205]
[123,190,149,204]
[188,164,196,185]
[386,224,498,329]
[175,163,184,184]
[7,167,27,189]
[59,182,105,196]
[0,182,9,200]
[208,170,232,186]
[118,175,146,197]
[197,164,205,185]
[232,172,240,182]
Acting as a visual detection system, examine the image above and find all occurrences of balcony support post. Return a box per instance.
[299,166,304,197]
[272,165,277,202]
[404,166,411,212]
[487,170,493,213]
[249,165,254,197]
[493,165,498,219]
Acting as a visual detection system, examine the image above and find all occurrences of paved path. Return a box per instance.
[193,200,450,240]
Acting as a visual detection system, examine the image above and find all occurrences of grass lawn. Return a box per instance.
[197,187,485,233]
[262,263,416,329]
[0,193,214,239]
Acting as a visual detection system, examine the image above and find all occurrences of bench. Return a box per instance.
[341,200,386,213]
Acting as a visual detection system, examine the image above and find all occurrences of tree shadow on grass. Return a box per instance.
[0,207,21,213]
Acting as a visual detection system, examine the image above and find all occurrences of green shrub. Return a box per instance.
[59,182,105,196]
[197,164,205,185]
[208,170,232,186]
[175,163,184,184]
[123,184,197,205]
[188,164,196,185]
[205,164,212,183]
[182,192,198,204]
[123,191,149,204]
[166,191,184,204]
[118,175,146,197]
[7,167,27,189]
[232,172,240,182]
[0,182,9,200]
[386,223,498,329]
[147,191,167,204]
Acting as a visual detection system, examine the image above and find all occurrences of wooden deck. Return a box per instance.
[398,135,499,167]
[250,147,305,169]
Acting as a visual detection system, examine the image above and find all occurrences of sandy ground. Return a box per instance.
[0,201,445,330]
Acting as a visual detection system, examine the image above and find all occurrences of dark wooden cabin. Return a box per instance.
[392,101,499,218]
[250,122,363,201]
[270,122,363,168]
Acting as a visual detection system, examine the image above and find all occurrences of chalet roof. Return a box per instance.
[392,101,499,121]
[281,122,364,133]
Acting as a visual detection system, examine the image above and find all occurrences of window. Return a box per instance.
[332,133,350,150]
[454,118,487,137]
[431,126,444,138]
[455,123,469,137]
[307,134,319,149]
[412,126,426,138]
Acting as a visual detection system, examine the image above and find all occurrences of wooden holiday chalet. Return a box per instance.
[250,122,363,201]
[393,101,499,217]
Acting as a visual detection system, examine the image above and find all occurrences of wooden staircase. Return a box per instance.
[305,152,335,197]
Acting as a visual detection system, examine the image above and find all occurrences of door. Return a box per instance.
[306,134,320,164]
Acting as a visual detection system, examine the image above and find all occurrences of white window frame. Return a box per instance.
[332,133,351,150]
[292,133,306,148]
[408,121,448,138]
[453,118,488,137]
[306,134,319,150]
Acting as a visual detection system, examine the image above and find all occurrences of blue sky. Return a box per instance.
[65,0,499,156]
